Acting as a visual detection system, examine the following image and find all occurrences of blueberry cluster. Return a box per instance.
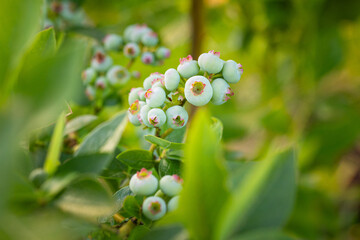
[82,24,170,106]
[128,168,182,220]
[44,0,87,30]
[128,50,243,128]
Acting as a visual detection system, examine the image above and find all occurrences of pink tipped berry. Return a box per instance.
[123,43,140,59]
[166,106,188,129]
[184,76,213,106]
[129,168,158,195]
[211,78,234,105]
[159,175,183,197]
[148,108,166,127]
[106,65,130,86]
[142,196,167,221]
[143,72,164,90]
[177,55,199,79]
[141,31,159,47]
[91,51,113,72]
[155,46,170,60]
[128,100,145,126]
[145,87,166,108]
[103,34,123,51]
[82,68,97,84]
[198,50,224,74]
[222,60,243,83]
[128,87,143,105]
[95,76,107,89]
[141,52,155,65]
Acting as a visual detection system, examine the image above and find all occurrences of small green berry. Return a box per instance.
[198,50,224,74]
[103,34,123,51]
[128,100,145,126]
[211,78,234,105]
[177,55,199,79]
[143,72,164,90]
[91,52,113,72]
[155,47,170,60]
[141,31,159,47]
[164,68,180,91]
[222,60,243,84]
[85,85,96,101]
[184,76,213,106]
[95,76,108,89]
[145,87,166,108]
[160,175,183,197]
[129,24,152,43]
[166,106,188,129]
[82,67,97,84]
[128,87,143,105]
[129,168,158,195]
[106,65,130,86]
[148,108,166,127]
[142,196,167,221]
[141,52,155,65]
[123,24,136,42]
[123,42,140,59]
[139,104,153,127]
[167,196,179,212]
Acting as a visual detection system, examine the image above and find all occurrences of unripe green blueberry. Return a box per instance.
[164,68,180,91]
[128,87,143,105]
[142,196,167,221]
[95,76,108,89]
[160,175,183,197]
[129,168,158,195]
[184,76,213,106]
[130,24,152,43]
[143,72,164,90]
[132,70,141,79]
[222,60,243,84]
[138,89,146,101]
[103,34,123,51]
[82,67,97,84]
[106,65,130,86]
[145,87,166,108]
[91,52,113,72]
[155,47,171,60]
[177,55,199,79]
[198,50,224,74]
[141,52,155,65]
[141,31,159,47]
[211,78,234,105]
[85,85,96,101]
[128,100,145,126]
[29,168,48,188]
[167,196,179,212]
[166,106,188,129]
[148,108,166,127]
[123,24,136,42]
[123,43,140,59]
[139,104,153,127]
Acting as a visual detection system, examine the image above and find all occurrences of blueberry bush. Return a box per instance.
[1,0,360,240]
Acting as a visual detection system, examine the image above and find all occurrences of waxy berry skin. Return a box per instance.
[222,60,243,84]
[155,47,171,60]
[95,76,108,89]
[128,100,145,126]
[211,78,234,105]
[123,42,140,59]
[82,68,97,84]
[166,106,188,129]
[129,168,158,196]
[141,31,159,47]
[139,104,152,127]
[177,55,199,79]
[103,34,123,51]
[184,76,213,106]
[141,52,155,65]
[167,196,180,212]
[85,86,95,100]
[123,24,136,42]
[145,87,166,108]
[142,196,167,221]
[143,73,164,90]
[148,108,166,127]
[159,175,183,197]
[106,65,130,86]
[198,50,224,74]
[128,87,143,105]
[129,24,152,43]
[91,52,113,72]
[164,68,180,91]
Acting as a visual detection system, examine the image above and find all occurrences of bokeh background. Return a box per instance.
[75,0,360,239]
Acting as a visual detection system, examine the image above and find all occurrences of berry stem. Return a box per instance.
[149,128,174,156]
[113,213,125,223]
[126,58,135,70]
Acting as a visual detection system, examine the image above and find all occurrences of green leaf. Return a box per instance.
[139,225,187,240]
[211,117,223,141]
[75,111,127,156]
[144,135,185,150]
[0,0,43,104]
[159,158,181,177]
[122,195,142,219]
[56,153,113,175]
[42,173,78,199]
[56,177,114,221]
[179,109,229,240]
[44,112,66,175]
[216,148,296,239]
[113,186,134,213]
[230,229,295,240]
[128,225,150,240]
[116,150,154,170]
[64,114,98,136]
